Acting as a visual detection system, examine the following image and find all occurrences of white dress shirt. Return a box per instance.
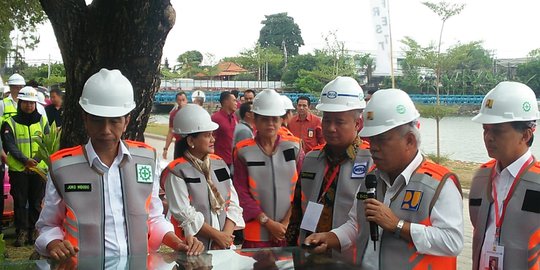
[332,151,464,269]
[164,171,245,239]
[35,140,174,257]
[479,150,532,269]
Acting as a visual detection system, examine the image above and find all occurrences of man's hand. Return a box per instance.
[25,159,38,168]
[364,198,400,232]
[162,149,168,160]
[211,231,234,249]
[303,232,337,254]
[1,151,7,163]
[184,235,204,256]
[265,220,286,241]
[46,239,79,261]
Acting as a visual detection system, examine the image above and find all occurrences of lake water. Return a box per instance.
[150,114,540,163]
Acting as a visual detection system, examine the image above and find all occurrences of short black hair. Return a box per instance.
[176,91,186,98]
[297,96,311,106]
[239,102,253,119]
[49,88,64,96]
[219,91,233,105]
[510,121,535,147]
[231,90,239,98]
[244,89,256,96]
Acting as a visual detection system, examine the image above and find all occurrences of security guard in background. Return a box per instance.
[469,81,540,270]
[1,86,49,247]
[286,76,372,262]
[305,89,464,269]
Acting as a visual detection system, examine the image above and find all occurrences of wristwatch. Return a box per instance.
[394,219,405,238]
[163,148,168,151]
[259,214,269,226]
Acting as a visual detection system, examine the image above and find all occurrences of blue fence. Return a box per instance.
[154,91,487,106]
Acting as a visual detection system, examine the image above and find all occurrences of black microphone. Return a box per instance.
[365,174,378,250]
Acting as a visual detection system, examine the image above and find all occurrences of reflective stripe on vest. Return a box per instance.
[235,136,300,242]
[299,144,372,261]
[164,154,232,249]
[469,160,540,270]
[355,161,461,269]
[6,116,48,172]
[50,140,156,258]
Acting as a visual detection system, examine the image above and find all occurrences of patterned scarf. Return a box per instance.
[184,151,226,214]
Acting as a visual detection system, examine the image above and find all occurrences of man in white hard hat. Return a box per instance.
[35,69,203,261]
[1,73,26,121]
[191,90,205,107]
[305,89,464,269]
[1,86,49,246]
[163,92,188,160]
[233,89,303,248]
[286,77,372,261]
[469,81,540,270]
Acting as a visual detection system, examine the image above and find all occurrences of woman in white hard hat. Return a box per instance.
[233,89,304,248]
[162,104,244,250]
[1,86,49,247]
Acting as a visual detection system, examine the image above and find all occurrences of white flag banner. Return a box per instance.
[370,0,392,75]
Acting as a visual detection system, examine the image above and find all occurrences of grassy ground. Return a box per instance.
[442,159,480,190]
[145,122,169,137]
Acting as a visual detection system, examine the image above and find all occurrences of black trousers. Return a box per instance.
[8,171,45,231]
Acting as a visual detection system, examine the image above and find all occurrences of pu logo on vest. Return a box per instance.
[65,183,92,192]
[326,91,337,99]
[136,164,153,183]
[351,162,367,179]
[401,190,423,211]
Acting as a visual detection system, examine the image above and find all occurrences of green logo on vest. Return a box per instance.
[65,183,92,192]
[136,164,153,183]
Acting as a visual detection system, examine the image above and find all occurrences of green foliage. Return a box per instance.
[294,72,325,94]
[258,12,304,56]
[422,2,465,21]
[175,50,203,77]
[416,104,459,119]
[223,44,284,81]
[35,122,61,168]
[21,63,66,87]
[516,59,540,95]
[232,72,257,81]
[0,0,47,68]
[281,54,319,85]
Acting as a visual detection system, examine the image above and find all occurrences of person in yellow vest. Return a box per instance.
[233,89,304,248]
[35,68,203,262]
[161,104,245,250]
[469,81,540,270]
[1,86,49,246]
[305,89,464,269]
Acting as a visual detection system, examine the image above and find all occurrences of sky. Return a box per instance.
[21,0,540,66]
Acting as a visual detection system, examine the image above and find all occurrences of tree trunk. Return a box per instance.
[39,0,175,147]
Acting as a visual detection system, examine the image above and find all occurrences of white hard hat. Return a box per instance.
[18,86,39,102]
[252,89,286,116]
[8,73,25,86]
[281,95,295,110]
[173,104,218,135]
[36,91,46,105]
[472,81,540,124]
[191,90,206,102]
[359,89,420,137]
[79,68,136,117]
[316,76,366,112]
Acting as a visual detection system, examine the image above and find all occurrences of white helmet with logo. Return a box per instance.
[173,104,218,135]
[280,95,295,110]
[79,68,136,117]
[252,89,286,116]
[8,73,25,86]
[472,81,540,124]
[18,86,39,102]
[316,76,366,112]
[359,89,420,137]
[191,90,206,102]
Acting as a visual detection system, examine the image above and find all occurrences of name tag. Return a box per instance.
[136,164,153,183]
[301,172,316,180]
[65,183,92,192]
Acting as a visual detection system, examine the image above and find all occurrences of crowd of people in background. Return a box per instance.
[0,69,537,270]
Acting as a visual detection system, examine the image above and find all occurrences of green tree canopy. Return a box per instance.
[258,12,304,56]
